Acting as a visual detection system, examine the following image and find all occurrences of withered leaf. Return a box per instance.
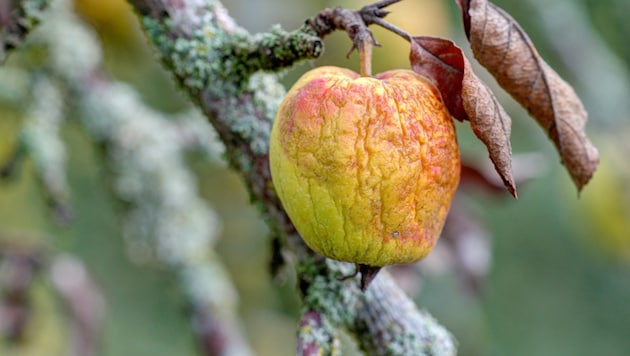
[457,0,599,191]
[410,36,516,197]
[409,36,467,122]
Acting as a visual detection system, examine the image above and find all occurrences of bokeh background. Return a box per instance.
[1,0,629,355]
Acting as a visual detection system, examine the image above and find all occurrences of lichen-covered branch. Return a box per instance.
[297,310,340,355]
[19,76,72,224]
[0,0,49,63]
[126,0,456,354]
[0,68,72,224]
[300,258,455,355]
[352,270,454,354]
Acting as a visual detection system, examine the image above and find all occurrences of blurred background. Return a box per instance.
[0,0,629,355]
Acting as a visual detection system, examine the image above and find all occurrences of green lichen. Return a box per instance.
[249,72,285,124]
[141,15,237,95]
[133,0,325,190]
[243,24,323,72]
[301,259,360,327]
[19,75,69,212]
[352,274,457,356]
[297,311,341,356]
[139,5,320,100]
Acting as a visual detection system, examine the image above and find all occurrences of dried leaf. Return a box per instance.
[409,36,467,122]
[457,0,599,191]
[461,63,516,197]
[410,37,516,197]
[457,0,472,37]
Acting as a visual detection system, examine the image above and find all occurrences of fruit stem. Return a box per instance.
[359,36,373,77]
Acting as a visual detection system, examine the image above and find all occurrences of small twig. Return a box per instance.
[370,17,412,42]
[305,0,406,59]
[369,0,405,9]
[303,0,414,66]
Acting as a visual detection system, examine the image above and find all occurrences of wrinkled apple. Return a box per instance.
[270,66,460,268]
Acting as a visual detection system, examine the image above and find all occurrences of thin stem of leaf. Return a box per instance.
[371,17,411,42]
[366,0,404,10]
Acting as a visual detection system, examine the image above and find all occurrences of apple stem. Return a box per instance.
[359,37,373,77]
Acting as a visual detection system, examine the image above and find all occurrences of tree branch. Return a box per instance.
[126,0,456,354]
[297,310,340,355]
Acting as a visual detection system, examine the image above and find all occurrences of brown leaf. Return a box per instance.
[409,36,467,122]
[410,37,516,197]
[461,61,516,197]
[458,0,599,191]
[456,0,472,37]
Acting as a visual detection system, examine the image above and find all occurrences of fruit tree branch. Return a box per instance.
[126,0,456,354]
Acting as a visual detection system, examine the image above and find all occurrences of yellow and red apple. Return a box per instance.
[270,66,460,267]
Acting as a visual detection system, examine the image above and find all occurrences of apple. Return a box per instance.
[270,66,460,268]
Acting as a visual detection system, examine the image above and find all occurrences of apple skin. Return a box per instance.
[269,66,460,267]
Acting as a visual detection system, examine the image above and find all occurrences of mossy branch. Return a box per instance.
[126,0,456,354]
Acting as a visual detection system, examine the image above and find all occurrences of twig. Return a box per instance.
[19,76,73,226]
[303,1,406,58]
